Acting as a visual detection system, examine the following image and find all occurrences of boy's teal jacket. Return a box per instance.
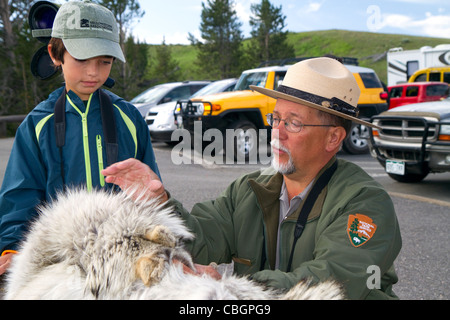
[0,87,160,253]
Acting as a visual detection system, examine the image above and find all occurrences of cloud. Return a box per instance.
[305,2,322,13]
[381,12,450,38]
[391,0,447,3]
[234,2,250,22]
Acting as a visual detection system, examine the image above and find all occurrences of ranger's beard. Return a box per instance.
[271,139,296,175]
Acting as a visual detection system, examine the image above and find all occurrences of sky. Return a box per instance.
[128,0,450,45]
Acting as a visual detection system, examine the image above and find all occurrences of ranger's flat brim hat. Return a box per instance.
[51,0,126,63]
[250,57,378,128]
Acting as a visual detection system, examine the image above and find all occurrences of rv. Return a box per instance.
[387,44,450,86]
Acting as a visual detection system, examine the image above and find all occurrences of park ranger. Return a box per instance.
[102,57,402,300]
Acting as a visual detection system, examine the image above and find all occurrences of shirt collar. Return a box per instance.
[279,178,315,203]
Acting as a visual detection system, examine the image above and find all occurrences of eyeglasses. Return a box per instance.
[266,113,336,133]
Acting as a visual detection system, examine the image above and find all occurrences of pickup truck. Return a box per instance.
[369,98,450,182]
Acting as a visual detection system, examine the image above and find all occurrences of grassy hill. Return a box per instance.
[148,29,449,84]
[288,29,449,84]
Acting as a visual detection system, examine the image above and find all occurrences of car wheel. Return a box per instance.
[343,122,369,154]
[225,120,258,162]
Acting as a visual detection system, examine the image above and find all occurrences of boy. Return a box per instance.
[0,1,160,274]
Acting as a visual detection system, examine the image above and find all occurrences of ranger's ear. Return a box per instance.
[326,126,347,153]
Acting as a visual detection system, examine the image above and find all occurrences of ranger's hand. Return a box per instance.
[102,158,168,203]
[174,260,222,281]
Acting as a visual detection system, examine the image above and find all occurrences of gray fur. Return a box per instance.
[4,188,344,300]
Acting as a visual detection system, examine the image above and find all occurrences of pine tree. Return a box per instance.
[349,218,360,234]
[150,38,181,85]
[189,0,244,79]
[248,0,295,66]
[119,36,152,100]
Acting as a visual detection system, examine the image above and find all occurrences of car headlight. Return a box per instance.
[440,124,450,135]
[192,102,204,116]
[439,124,450,141]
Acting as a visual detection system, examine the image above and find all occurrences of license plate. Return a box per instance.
[386,160,405,175]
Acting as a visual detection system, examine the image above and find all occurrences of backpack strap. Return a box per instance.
[54,89,66,186]
[98,89,118,166]
[286,160,338,272]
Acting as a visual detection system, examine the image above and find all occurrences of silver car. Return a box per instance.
[147,78,237,144]
[130,81,211,118]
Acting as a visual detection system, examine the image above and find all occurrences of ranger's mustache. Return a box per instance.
[271,139,290,154]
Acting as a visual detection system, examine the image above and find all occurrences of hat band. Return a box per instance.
[277,85,359,117]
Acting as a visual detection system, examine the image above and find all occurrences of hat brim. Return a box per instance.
[249,85,379,129]
[63,37,126,63]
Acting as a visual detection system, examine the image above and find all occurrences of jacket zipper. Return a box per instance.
[67,94,93,192]
[96,135,105,187]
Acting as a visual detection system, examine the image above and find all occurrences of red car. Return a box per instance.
[387,82,448,109]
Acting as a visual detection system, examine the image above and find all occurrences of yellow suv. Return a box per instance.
[177,65,288,161]
[178,61,387,159]
[344,65,388,153]
[408,66,450,84]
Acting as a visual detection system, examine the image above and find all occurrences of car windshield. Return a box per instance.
[130,86,171,104]
[235,72,268,90]
[359,72,383,89]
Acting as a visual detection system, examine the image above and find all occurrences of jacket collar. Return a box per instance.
[65,90,100,114]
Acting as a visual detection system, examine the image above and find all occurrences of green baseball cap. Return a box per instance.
[51,0,126,63]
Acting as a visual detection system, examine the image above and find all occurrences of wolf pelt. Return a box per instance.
[4,188,344,300]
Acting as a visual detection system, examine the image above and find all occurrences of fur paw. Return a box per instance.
[145,225,176,248]
[135,255,166,286]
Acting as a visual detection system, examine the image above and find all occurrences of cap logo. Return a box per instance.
[64,4,112,33]
[80,19,113,33]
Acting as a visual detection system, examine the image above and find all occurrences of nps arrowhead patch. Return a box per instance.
[347,214,377,247]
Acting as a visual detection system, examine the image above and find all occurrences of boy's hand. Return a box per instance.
[0,253,15,276]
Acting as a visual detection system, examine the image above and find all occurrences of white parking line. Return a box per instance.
[369,173,389,177]
[389,192,450,208]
